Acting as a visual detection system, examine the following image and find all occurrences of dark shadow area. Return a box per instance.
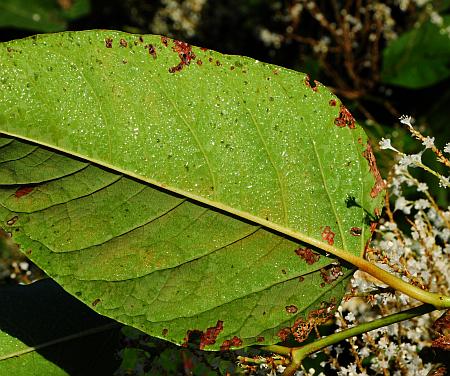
[0,279,122,376]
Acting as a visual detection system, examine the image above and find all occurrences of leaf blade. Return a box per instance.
[0,31,384,349]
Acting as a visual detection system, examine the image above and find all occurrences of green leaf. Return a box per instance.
[0,0,90,32]
[0,31,384,350]
[381,16,450,88]
[0,279,121,375]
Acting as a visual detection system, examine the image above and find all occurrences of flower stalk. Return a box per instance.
[261,304,437,376]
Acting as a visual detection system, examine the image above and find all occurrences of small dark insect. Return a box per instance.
[329,99,336,106]
[104,38,113,48]
[92,298,101,307]
[161,36,168,47]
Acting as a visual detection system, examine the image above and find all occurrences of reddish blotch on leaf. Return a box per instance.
[334,105,356,129]
[362,142,385,198]
[220,336,243,351]
[15,186,34,198]
[321,226,335,245]
[295,247,320,265]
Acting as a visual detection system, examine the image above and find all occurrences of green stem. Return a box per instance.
[262,304,436,376]
[319,243,450,309]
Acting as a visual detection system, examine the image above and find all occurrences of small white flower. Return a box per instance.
[399,114,414,127]
[379,138,399,152]
[395,196,413,214]
[444,142,450,153]
[421,136,434,149]
[417,182,428,192]
[345,311,356,322]
[398,153,422,167]
[414,199,430,210]
[439,175,450,188]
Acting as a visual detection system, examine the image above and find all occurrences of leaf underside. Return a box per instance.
[0,31,384,350]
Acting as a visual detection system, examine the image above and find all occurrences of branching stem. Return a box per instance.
[261,304,437,376]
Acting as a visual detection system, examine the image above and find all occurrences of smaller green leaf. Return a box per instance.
[0,279,121,375]
[381,16,450,88]
[0,0,90,32]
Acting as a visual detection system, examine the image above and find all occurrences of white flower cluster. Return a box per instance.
[320,124,450,375]
[151,0,207,37]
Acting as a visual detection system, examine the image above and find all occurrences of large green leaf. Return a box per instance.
[0,31,384,350]
[0,0,90,32]
[381,16,450,88]
[0,279,121,375]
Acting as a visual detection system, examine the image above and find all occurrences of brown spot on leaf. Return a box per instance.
[427,366,448,376]
[220,340,231,351]
[162,328,168,336]
[304,75,319,92]
[362,142,385,198]
[433,311,450,334]
[291,301,336,343]
[15,186,33,198]
[146,44,157,59]
[215,60,221,66]
[257,336,265,342]
[119,38,127,48]
[334,105,356,129]
[6,216,18,226]
[285,305,298,314]
[161,36,168,47]
[295,247,320,265]
[139,36,144,43]
[169,63,183,73]
[220,336,242,351]
[329,99,336,106]
[200,47,208,51]
[199,320,224,349]
[197,59,203,66]
[92,298,101,307]
[321,226,335,245]
[277,327,291,341]
[298,276,305,282]
[432,336,450,351]
[320,264,343,284]
[105,38,113,48]
[169,40,196,73]
[350,227,362,236]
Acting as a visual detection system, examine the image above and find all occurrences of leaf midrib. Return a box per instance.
[0,129,347,260]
